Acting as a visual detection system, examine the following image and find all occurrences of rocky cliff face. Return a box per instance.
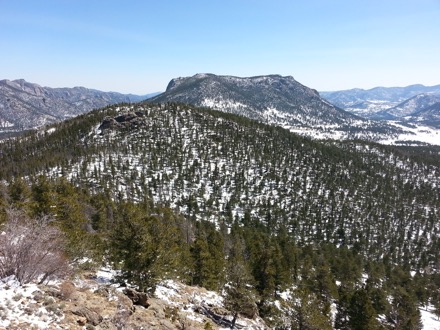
[0,79,147,130]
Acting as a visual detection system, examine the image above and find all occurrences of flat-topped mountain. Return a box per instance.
[0,79,150,130]
[150,73,360,128]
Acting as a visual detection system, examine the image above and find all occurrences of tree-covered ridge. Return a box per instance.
[1,102,440,272]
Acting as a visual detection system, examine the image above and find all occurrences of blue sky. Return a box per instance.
[1,0,440,94]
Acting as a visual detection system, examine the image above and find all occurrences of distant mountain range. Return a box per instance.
[321,84,440,122]
[372,93,440,122]
[0,79,155,131]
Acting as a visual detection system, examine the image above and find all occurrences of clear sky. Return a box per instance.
[1,0,440,94]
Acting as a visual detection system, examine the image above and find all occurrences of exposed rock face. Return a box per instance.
[99,112,146,131]
[0,270,268,329]
[240,301,259,319]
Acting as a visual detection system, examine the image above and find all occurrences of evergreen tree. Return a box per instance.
[109,203,182,293]
[8,177,32,211]
[386,287,422,330]
[190,226,225,291]
[289,288,333,330]
[31,176,54,216]
[223,235,258,329]
[334,285,353,330]
[433,301,440,321]
[348,288,380,330]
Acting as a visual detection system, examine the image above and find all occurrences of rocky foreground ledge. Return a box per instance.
[0,270,267,330]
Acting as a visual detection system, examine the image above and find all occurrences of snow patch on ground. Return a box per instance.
[155,279,267,329]
[421,305,440,330]
[0,276,64,329]
[380,122,440,146]
[202,98,248,110]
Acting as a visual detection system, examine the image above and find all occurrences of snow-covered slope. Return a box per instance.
[5,103,436,268]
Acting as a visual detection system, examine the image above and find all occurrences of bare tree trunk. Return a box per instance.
[230,312,238,329]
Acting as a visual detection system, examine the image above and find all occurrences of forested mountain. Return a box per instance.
[150,73,358,127]
[2,102,440,327]
[0,78,151,132]
[371,94,440,122]
[1,102,439,269]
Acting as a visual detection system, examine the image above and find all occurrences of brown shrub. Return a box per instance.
[0,209,71,285]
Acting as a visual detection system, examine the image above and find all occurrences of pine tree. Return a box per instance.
[348,288,380,330]
[433,301,440,321]
[386,287,422,330]
[109,203,182,293]
[334,285,352,330]
[289,288,333,330]
[190,226,225,291]
[8,177,32,211]
[223,235,258,329]
[31,176,54,216]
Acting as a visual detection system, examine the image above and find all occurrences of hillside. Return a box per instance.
[1,102,440,269]
[2,102,440,328]
[411,102,440,125]
[0,79,150,132]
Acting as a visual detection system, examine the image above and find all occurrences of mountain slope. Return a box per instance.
[150,73,360,127]
[386,94,440,117]
[410,102,440,125]
[2,102,440,269]
[0,79,149,130]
